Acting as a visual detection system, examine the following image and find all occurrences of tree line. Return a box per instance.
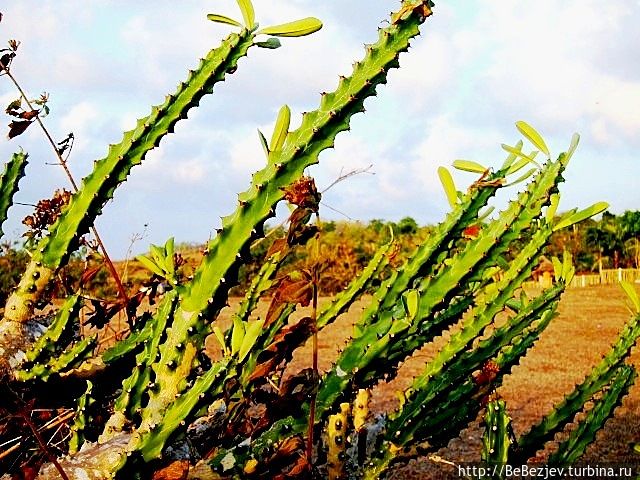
[0,211,638,303]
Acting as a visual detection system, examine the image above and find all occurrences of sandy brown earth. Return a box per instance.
[216,284,640,478]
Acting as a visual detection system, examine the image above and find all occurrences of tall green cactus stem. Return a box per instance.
[12,294,89,382]
[238,303,296,387]
[177,0,436,321]
[516,308,640,461]
[403,224,553,402]
[350,166,510,343]
[1,30,256,326]
[101,321,153,364]
[235,252,283,324]
[134,357,232,461]
[482,400,513,478]
[375,170,507,316]
[209,153,566,475]
[317,157,565,421]
[548,365,636,465]
[317,239,394,329]
[15,335,97,382]
[0,151,28,238]
[235,241,393,389]
[382,279,562,451]
[407,282,565,415]
[139,0,437,434]
[59,316,154,380]
[100,291,178,441]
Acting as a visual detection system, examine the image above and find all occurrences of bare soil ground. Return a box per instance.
[216,284,640,478]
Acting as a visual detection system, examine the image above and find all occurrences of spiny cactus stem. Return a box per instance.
[148,7,437,439]
[516,308,640,461]
[0,151,28,237]
[547,365,636,465]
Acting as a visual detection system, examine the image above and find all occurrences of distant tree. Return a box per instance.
[322,220,337,233]
[585,226,609,272]
[368,218,386,233]
[585,213,625,271]
[620,210,640,268]
[397,216,418,235]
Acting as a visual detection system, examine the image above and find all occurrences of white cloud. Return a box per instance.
[175,157,208,185]
[228,126,270,173]
[467,0,640,143]
[409,115,500,194]
[58,101,100,153]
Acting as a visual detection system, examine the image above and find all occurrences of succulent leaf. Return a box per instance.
[207,13,243,28]
[516,120,550,157]
[258,17,323,37]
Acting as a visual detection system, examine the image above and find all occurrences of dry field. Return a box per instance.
[216,284,640,478]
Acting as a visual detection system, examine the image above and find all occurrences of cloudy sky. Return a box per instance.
[1,1,639,258]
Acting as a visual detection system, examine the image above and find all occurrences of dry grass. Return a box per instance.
[218,284,640,478]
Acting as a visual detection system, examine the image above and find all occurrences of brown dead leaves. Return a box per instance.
[249,317,314,382]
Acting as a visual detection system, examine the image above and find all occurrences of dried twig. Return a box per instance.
[321,164,374,194]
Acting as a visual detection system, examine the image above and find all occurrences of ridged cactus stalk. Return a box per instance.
[0,151,28,237]
[474,285,640,474]
[0,1,634,479]
[481,400,514,479]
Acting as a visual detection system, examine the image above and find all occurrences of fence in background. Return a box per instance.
[525,268,640,289]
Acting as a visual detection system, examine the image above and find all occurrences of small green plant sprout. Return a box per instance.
[136,237,179,285]
[207,0,322,42]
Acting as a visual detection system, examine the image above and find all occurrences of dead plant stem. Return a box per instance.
[306,214,321,468]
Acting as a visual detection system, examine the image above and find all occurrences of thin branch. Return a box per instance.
[0,409,75,459]
[0,435,22,450]
[120,224,148,285]
[0,442,21,462]
[0,59,131,319]
[321,164,374,194]
[19,410,69,480]
[306,212,321,469]
[319,201,353,221]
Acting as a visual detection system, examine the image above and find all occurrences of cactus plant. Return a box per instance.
[0,1,635,479]
[482,400,514,477]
